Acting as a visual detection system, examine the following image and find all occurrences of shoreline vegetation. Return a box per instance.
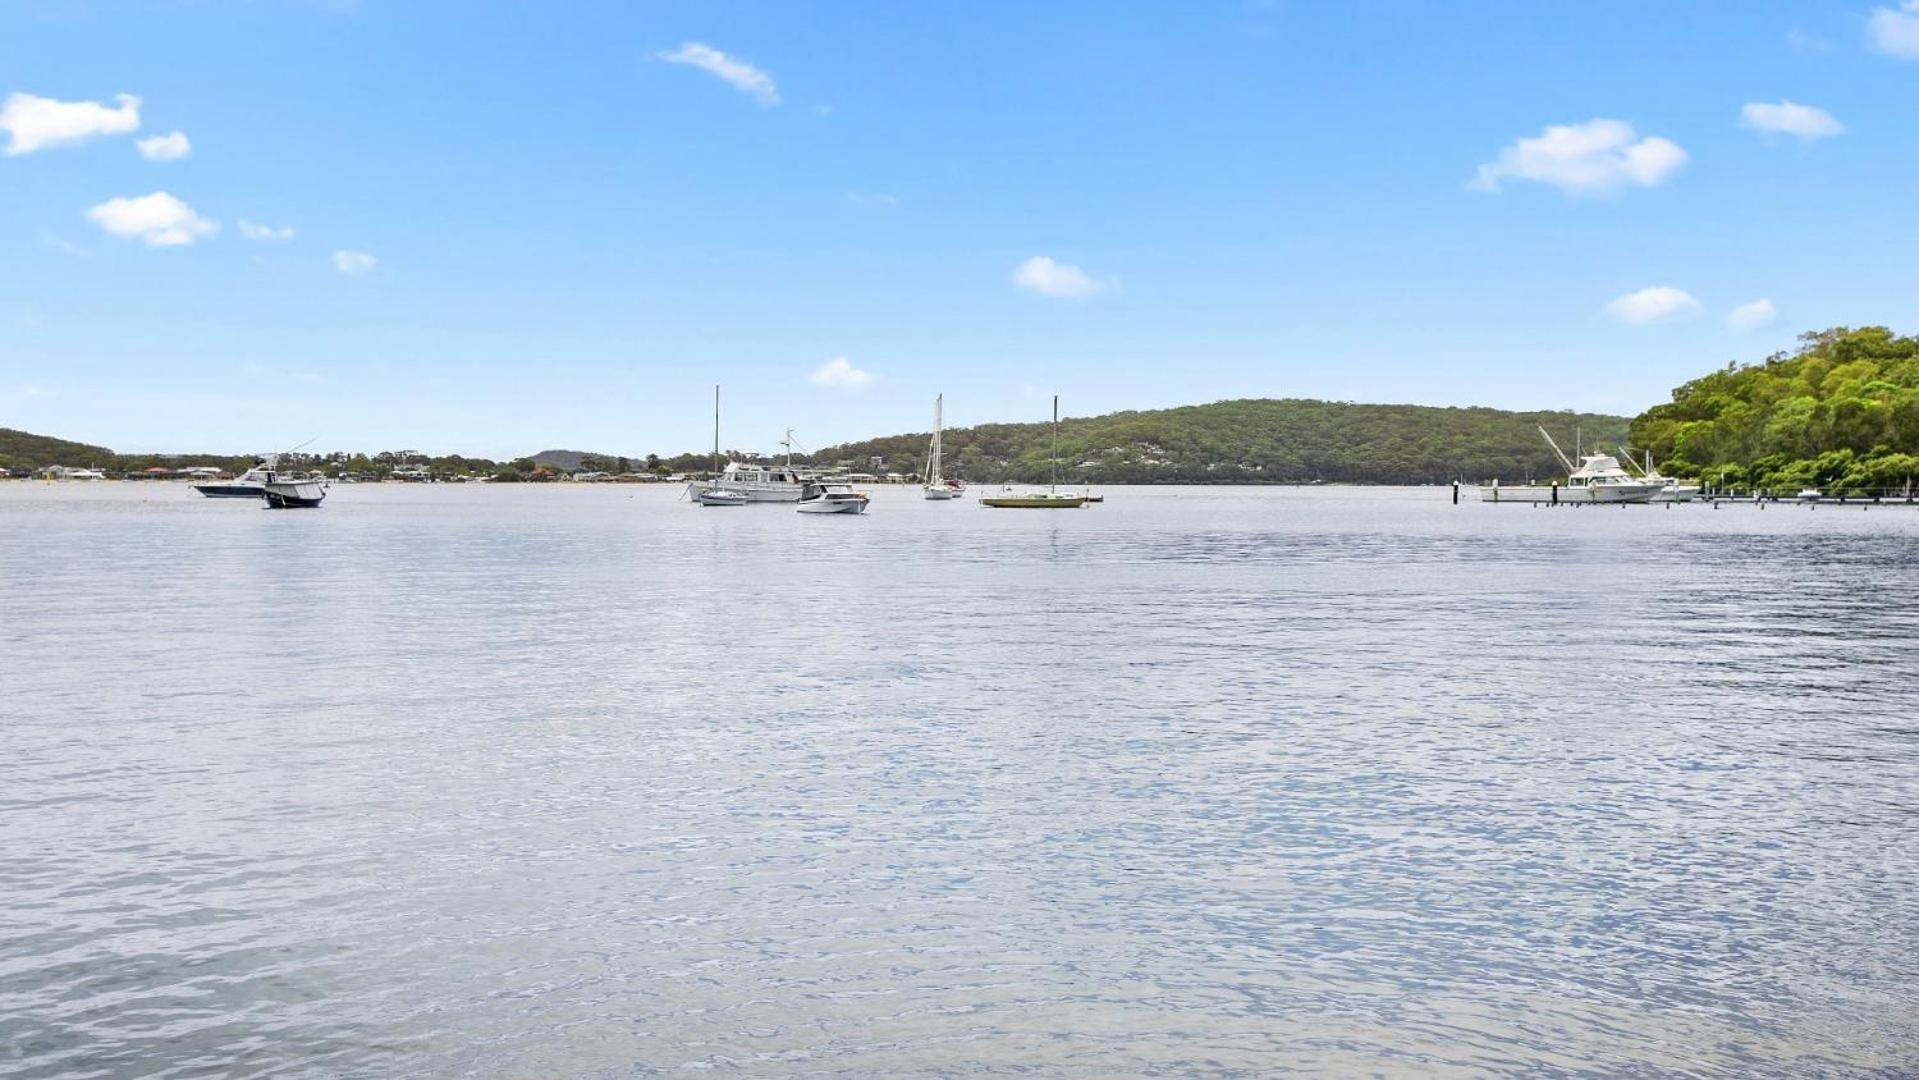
[6,327,1912,490]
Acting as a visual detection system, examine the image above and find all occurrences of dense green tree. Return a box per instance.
[1631,327,1919,494]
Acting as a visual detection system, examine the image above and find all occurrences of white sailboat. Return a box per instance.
[923,394,960,500]
[694,386,750,506]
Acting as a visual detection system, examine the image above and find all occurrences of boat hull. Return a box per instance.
[696,490,749,506]
[797,499,867,514]
[981,495,1087,509]
[193,484,264,499]
[1478,483,1660,504]
[684,481,805,503]
[923,487,961,500]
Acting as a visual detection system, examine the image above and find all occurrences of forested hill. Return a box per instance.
[809,399,1629,485]
[1629,326,1919,493]
[0,428,116,471]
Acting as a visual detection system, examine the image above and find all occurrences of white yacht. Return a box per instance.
[684,419,826,502]
[686,459,816,502]
[1561,453,1664,503]
[1479,426,1662,503]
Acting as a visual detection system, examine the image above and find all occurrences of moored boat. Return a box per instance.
[194,460,274,498]
[983,395,1086,509]
[1481,426,1661,503]
[262,472,326,508]
[980,490,1088,508]
[923,394,961,500]
[697,488,749,506]
[796,482,869,514]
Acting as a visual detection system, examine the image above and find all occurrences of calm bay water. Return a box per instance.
[3,482,1916,1077]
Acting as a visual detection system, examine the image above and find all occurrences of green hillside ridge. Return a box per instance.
[20,324,1912,490]
[0,428,118,472]
[1631,326,1919,494]
[804,400,1630,485]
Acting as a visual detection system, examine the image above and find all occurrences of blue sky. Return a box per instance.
[4,0,1917,457]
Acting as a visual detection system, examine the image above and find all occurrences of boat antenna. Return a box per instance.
[1536,424,1576,473]
[780,430,810,467]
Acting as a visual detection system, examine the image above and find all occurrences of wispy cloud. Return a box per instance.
[1,92,141,155]
[135,130,191,160]
[658,42,779,106]
[1012,256,1107,299]
[1786,28,1832,52]
[88,191,217,247]
[808,356,873,388]
[239,220,295,242]
[1471,118,1686,197]
[1606,285,1701,325]
[42,232,88,257]
[332,250,377,275]
[1741,100,1844,139]
[1728,298,1778,329]
[1868,1,1919,57]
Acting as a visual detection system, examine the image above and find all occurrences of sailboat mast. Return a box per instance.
[712,385,720,475]
[1051,395,1059,492]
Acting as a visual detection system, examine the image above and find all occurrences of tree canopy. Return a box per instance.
[1629,327,1919,493]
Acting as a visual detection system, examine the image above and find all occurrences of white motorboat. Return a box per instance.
[1797,488,1823,502]
[923,394,961,500]
[796,482,869,514]
[262,470,326,508]
[1483,425,1661,503]
[1619,447,1700,502]
[697,488,748,506]
[195,460,274,498]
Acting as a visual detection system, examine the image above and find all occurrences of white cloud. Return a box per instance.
[238,219,295,242]
[1606,286,1702,325]
[1471,118,1686,196]
[1012,255,1106,299]
[1868,1,1919,57]
[135,130,191,160]
[1728,298,1778,329]
[332,250,377,275]
[0,92,141,155]
[1741,101,1844,139]
[657,42,779,106]
[87,191,217,247]
[808,356,873,388]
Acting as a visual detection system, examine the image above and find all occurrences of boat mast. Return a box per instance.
[1051,395,1060,493]
[927,394,944,487]
[712,385,721,476]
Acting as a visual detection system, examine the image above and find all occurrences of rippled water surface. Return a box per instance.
[3,483,1917,1077]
